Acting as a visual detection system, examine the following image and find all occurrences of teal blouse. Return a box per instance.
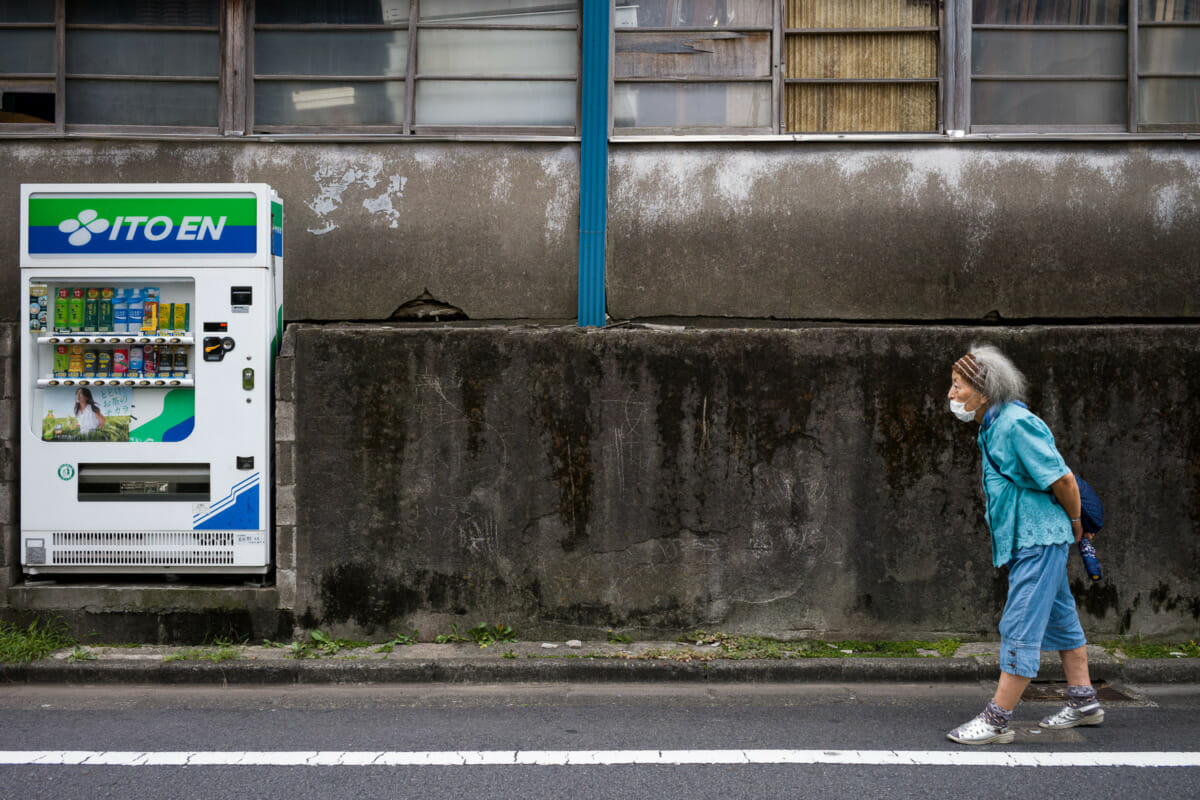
[977,402,1074,567]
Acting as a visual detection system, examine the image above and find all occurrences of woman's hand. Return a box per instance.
[1050,473,1084,542]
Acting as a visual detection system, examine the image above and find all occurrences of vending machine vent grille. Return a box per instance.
[49,531,236,566]
[53,531,235,548]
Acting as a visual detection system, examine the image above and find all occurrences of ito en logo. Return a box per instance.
[57,463,75,481]
[58,209,110,246]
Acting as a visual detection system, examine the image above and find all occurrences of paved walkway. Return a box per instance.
[3,640,1196,685]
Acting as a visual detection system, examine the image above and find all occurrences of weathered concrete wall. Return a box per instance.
[0,140,579,322]
[608,143,1200,320]
[284,323,1200,642]
[0,324,18,598]
[3,140,1200,325]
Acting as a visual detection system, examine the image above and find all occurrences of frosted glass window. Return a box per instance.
[1139,78,1200,125]
[971,80,1125,126]
[614,82,771,128]
[972,31,1126,76]
[616,31,771,79]
[973,0,1126,25]
[66,0,218,26]
[66,31,218,77]
[615,0,770,27]
[415,80,574,125]
[418,29,577,77]
[1138,28,1200,73]
[257,0,410,24]
[66,80,218,126]
[255,81,404,125]
[1140,0,1200,21]
[0,29,54,72]
[256,31,408,77]
[0,0,53,23]
[420,0,578,26]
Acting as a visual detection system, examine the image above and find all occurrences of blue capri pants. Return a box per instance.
[998,543,1087,678]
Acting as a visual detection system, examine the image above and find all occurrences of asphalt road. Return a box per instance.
[0,682,1196,799]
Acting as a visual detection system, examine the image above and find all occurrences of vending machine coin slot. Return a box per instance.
[203,336,225,361]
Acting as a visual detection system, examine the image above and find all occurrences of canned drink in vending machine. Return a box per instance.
[111,348,129,377]
[173,345,189,378]
[129,345,144,375]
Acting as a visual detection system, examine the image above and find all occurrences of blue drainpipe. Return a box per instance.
[577,0,609,328]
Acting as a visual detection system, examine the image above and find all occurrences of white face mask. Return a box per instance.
[950,394,977,423]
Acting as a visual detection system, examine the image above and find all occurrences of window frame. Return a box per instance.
[611,1,777,136]
[248,0,582,137]
[782,2,943,134]
[0,0,230,135]
[2,0,1197,138]
[967,3,1132,134]
[1136,7,1200,132]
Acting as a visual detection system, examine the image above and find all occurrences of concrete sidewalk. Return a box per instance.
[3,640,1198,686]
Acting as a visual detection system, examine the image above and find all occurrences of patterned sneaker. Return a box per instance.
[1040,702,1105,729]
[947,714,1015,745]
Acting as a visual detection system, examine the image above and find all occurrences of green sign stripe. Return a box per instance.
[29,197,257,227]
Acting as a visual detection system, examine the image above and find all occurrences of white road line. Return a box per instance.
[0,750,1198,768]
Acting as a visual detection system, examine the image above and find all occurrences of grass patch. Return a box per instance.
[0,618,74,664]
[1101,639,1200,658]
[67,646,97,662]
[163,646,241,663]
[671,632,962,661]
[375,631,420,654]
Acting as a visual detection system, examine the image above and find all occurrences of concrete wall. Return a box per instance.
[282,323,1200,642]
[608,143,1200,321]
[3,140,1199,325]
[3,137,1198,643]
[0,324,17,597]
[0,141,579,323]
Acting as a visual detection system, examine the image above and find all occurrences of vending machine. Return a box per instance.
[18,184,283,576]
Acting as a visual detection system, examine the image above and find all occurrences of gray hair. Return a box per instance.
[969,343,1027,405]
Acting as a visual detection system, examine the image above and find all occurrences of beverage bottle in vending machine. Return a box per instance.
[113,288,128,332]
[129,345,144,375]
[127,289,144,333]
[54,345,69,377]
[83,288,99,331]
[68,288,85,331]
[143,345,158,377]
[54,288,70,332]
[98,288,114,331]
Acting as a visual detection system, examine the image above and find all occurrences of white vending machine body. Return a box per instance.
[18,184,283,575]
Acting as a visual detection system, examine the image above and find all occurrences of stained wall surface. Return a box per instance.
[282,324,1200,641]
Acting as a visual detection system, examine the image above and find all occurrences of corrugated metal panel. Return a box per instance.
[786,33,937,79]
[786,0,939,132]
[578,0,608,328]
[787,83,937,131]
[787,0,938,29]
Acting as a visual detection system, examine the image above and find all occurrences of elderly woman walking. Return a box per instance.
[945,344,1104,745]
